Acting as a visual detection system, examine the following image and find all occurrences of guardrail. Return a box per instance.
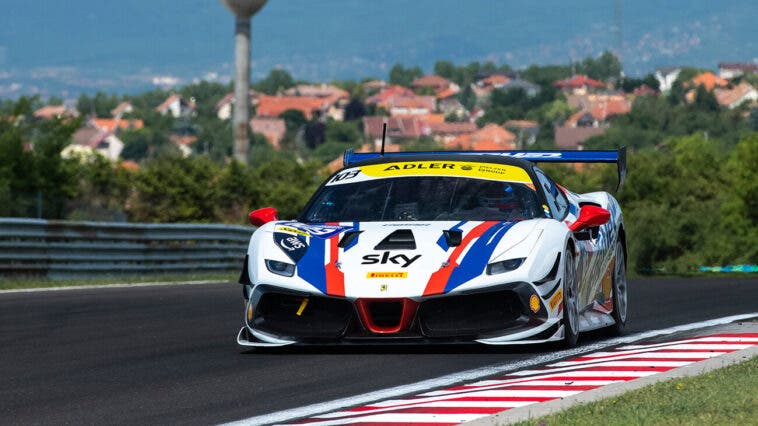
[0,218,253,279]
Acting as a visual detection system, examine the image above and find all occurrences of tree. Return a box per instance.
[180,80,230,118]
[254,69,295,95]
[580,51,622,80]
[279,109,307,132]
[128,154,220,222]
[433,61,456,79]
[76,92,120,118]
[304,120,326,149]
[343,98,367,121]
[388,64,423,87]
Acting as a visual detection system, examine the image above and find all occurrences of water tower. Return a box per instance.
[220,0,268,165]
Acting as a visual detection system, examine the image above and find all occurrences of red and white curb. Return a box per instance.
[284,333,758,425]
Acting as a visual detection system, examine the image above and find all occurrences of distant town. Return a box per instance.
[15,54,758,171]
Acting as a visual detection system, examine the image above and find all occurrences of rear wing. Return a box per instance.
[343,147,627,191]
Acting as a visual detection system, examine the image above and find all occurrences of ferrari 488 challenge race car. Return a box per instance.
[237,148,627,347]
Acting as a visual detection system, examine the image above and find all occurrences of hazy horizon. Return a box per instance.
[1,0,756,98]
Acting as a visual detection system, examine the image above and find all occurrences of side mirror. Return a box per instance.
[569,205,610,232]
[249,207,279,226]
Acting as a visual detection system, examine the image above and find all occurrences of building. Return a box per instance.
[283,84,351,120]
[687,72,729,91]
[386,95,436,116]
[504,120,540,148]
[215,91,260,121]
[714,82,758,109]
[445,124,516,151]
[718,63,758,80]
[33,105,77,120]
[67,126,124,161]
[250,117,286,149]
[155,94,196,118]
[428,121,478,144]
[554,75,605,94]
[411,74,459,95]
[255,95,327,120]
[362,116,429,146]
[654,67,682,93]
[110,101,133,119]
[90,118,144,133]
[554,126,606,150]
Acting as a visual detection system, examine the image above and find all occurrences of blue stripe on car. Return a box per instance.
[443,222,516,293]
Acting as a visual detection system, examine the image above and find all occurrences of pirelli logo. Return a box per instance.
[366,272,408,279]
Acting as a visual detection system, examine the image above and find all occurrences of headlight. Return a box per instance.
[265,259,295,277]
[486,258,525,275]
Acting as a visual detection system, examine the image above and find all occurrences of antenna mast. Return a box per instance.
[380,122,387,156]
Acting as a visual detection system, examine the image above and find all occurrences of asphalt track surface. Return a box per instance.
[1,277,756,425]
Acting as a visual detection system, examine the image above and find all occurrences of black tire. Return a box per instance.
[562,248,579,347]
[605,241,628,336]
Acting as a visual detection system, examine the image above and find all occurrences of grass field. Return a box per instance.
[514,355,758,426]
[0,272,236,290]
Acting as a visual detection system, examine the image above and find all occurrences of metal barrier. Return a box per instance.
[0,218,253,279]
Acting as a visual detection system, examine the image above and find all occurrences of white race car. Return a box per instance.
[237,149,627,347]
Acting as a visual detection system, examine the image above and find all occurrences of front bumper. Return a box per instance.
[239,283,561,346]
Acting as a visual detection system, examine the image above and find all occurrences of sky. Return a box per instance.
[0,0,756,97]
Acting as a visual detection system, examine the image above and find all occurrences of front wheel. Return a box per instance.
[562,249,579,347]
[605,241,628,336]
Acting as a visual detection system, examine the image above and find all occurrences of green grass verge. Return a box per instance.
[0,272,236,290]
[513,355,758,426]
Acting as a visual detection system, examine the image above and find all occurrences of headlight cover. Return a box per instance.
[486,258,525,275]
[265,259,296,277]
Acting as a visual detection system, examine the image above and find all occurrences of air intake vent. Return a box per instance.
[374,229,416,250]
[338,231,362,248]
[443,230,462,247]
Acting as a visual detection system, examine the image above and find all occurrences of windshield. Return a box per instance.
[302,176,544,222]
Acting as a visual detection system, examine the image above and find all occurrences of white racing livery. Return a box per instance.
[237,149,627,347]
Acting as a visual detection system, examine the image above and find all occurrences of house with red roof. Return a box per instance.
[156,94,196,118]
[445,124,516,151]
[255,95,328,120]
[411,75,460,96]
[365,86,415,107]
[90,118,144,133]
[428,121,478,144]
[283,84,351,120]
[554,75,605,94]
[687,72,728,91]
[66,126,124,161]
[33,105,77,120]
[362,116,430,146]
[386,95,437,116]
[714,82,758,109]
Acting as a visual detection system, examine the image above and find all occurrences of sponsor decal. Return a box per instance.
[502,152,562,159]
[366,272,408,279]
[362,252,421,268]
[276,226,310,237]
[529,294,541,313]
[278,221,353,239]
[379,284,388,292]
[359,161,531,183]
[273,232,309,263]
[329,168,361,183]
[548,288,563,311]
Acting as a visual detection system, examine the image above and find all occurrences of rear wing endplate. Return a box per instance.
[343,147,627,191]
